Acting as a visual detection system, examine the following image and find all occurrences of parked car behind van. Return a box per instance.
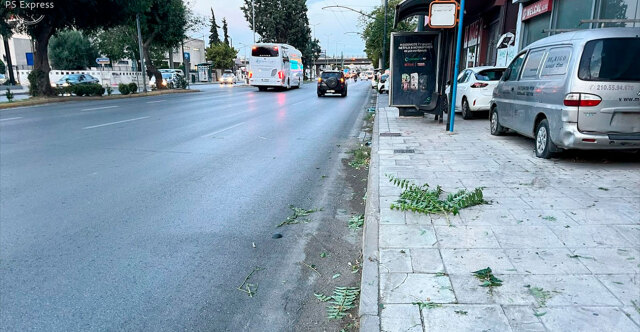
[447,66,505,119]
[490,28,640,158]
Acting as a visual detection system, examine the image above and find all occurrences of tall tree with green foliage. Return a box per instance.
[241,0,314,75]
[209,7,220,45]
[93,25,139,65]
[49,30,99,70]
[206,42,237,69]
[0,6,17,84]
[222,18,229,46]
[136,0,188,88]
[361,0,415,68]
[9,0,133,96]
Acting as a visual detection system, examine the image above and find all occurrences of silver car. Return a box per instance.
[490,28,640,158]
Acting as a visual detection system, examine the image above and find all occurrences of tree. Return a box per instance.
[304,38,322,77]
[222,18,229,46]
[49,30,99,70]
[209,7,220,45]
[206,42,237,69]
[11,0,132,96]
[361,0,415,68]
[0,59,5,75]
[93,25,139,65]
[136,0,188,89]
[0,6,15,84]
[241,0,313,74]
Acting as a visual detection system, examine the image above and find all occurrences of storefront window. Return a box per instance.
[556,0,594,30]
[524,12,551,46]
[598,0,640,27]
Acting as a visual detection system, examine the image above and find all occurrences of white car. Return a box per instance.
[219,72,236,84]
[447,66,505,119]
[377,74,389,93]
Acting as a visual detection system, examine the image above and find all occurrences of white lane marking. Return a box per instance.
[0,117,23,122]
[146,100,167,104]
[201,121,247,138]
[81,105,119,111]
[83,116,150,129]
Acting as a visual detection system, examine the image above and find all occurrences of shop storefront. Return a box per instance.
[519,0,640,48]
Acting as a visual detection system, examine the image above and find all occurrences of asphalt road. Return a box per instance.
[0,81,371,331]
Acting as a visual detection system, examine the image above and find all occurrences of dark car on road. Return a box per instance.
[55,74,100,87]
[317,70,347,97]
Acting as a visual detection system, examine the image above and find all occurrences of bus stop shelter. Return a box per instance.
[392,0,465,130]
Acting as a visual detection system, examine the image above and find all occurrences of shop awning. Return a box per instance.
[394,0,430,28]
[394,0,507,28]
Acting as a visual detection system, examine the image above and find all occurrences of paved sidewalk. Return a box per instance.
[360,95,640,332]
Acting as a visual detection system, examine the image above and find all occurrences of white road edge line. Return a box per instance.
[83,116,150,129]
[201,121,247,138]
[81,105,119,111]
[0,117,23,122]
[146,100,167,104]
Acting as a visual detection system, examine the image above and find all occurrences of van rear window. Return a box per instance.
[252,46,279,57]
[578,38,640,82]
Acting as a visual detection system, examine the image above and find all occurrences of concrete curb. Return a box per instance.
[359,93,381,332]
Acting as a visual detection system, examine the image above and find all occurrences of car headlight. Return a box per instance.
[162,80,167,86]
[62,83,70,87]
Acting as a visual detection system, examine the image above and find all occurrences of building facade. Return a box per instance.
[454,0,639,69]
[518,0,640,48]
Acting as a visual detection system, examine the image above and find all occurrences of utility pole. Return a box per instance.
[252,0,256,43]
[136,14,147,92]
[381,0,388,69]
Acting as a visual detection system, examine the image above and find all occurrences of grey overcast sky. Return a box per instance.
[191,0,378,58]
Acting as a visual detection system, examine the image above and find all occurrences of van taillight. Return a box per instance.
[340,78,344,83]
[318,77,322,83]
[278,71,284,79]
[564,93,601,107]
[471,82,488,88]
[248,72,253,78]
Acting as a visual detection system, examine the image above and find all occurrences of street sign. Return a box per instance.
[428,0,458,29]
[184,52,190,61]
[96,57,110,65]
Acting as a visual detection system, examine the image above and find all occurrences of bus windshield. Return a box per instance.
[252,46,279,57]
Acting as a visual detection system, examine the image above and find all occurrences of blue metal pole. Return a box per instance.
[449,0,465,132]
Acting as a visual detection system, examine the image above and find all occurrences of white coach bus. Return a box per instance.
[248,43,303,91]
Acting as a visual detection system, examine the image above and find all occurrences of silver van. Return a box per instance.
[490,28,640,158]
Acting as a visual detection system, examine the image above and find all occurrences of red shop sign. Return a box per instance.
[522,0,553,21]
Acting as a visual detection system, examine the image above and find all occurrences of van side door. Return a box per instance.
[496,52,527,128]
[513,48,546,136]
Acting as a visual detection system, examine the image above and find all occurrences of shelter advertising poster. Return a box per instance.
[390,32,438,108]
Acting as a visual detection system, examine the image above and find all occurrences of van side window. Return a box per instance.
[506,52,527,81]
[541,47,572,77]
[521,49,546,79]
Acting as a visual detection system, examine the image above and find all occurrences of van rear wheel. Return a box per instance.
[490,108,505,136]
[535,119,558,159]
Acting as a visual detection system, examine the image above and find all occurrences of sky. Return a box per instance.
[190,0,378,58]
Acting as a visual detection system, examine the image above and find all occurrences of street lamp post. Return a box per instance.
[382,0,388,70]
[252,0,256,43]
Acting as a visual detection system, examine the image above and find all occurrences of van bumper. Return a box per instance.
[557,123,640,150]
